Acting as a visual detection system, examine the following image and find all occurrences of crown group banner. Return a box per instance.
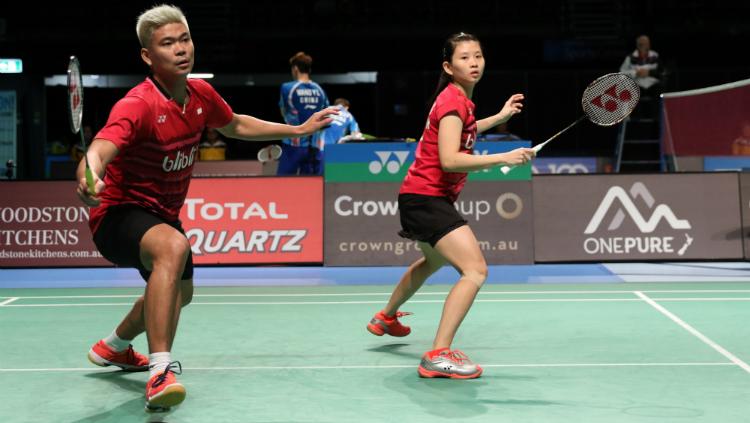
[324,142,535,265]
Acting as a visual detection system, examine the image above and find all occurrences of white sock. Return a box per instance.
[149,352,172,378]
[103,329,131,352]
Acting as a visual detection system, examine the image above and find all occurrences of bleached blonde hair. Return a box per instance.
[136,4,190,48]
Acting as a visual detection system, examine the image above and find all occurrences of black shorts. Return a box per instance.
[397,193,468,247]
[93,205,194,282]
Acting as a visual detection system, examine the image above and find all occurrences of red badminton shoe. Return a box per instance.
[367,310,413,337]
[87,340,149,372]
[145,361,186,412]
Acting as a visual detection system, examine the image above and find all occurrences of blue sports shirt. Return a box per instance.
[320,105,360,147]
[279,80,329,147]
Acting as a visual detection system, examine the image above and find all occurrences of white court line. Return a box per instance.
[5,297,750,307]
[635,291,750,375]
[0,297,19,306]
[9,289,750,300]
[0,362,733,372]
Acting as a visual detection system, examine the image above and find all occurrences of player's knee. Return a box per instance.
[463,266,488,288]
[161,235,191,264]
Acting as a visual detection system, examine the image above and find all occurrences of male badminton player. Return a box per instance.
[74,5,336,411]
[366,32,535,379]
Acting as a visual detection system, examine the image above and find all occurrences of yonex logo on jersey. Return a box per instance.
[163,146,198,172]
[590,84,633,112]
[369,151,410,174]
[157,115,167,124]
[583,182,693,256]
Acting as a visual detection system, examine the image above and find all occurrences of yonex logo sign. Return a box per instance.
[585,182,691,234]
[591,84,634,113]
[369,151,410,174]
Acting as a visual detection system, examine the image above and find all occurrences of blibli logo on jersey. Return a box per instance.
[369,151,410,174]
[163,146,198,172]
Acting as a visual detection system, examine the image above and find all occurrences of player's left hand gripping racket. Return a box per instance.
[500,72,640,174]
[68,56,95,194]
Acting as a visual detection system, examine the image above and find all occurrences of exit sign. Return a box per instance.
[0,59,23,74]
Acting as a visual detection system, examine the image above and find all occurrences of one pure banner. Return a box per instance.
[533,173,743,261]
[740,172,750,259]
[324,182,533,265]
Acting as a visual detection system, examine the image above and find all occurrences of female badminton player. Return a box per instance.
[366,32,535,379]
[75,5,337,411]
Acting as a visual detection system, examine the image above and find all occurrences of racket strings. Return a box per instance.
[581,74,640,126]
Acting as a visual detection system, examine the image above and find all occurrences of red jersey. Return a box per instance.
[89,77,233,232]
[400,83,477,202]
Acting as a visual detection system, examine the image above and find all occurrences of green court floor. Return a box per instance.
[2,282,750,422]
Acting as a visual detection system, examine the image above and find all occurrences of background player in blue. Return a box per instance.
[278,52,330,175]
[321,98,363,146]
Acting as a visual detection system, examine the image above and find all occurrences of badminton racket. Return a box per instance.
[68,56,95,194]
[500,73,640,174]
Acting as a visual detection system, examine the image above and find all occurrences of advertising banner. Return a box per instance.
[0,178,324,267]
[324,182,534,265]
[533,174,743,261]
[324,141,532,183]
[703,157,750,172]
[182,178,323,264]
[740,173,750,259]
[532,157,597,174]
[0,181,108,267]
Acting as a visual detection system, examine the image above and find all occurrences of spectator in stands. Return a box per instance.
[198,127,227,160]
[278,52,330,175]
[321,98,363,145]
[732,121,750,155]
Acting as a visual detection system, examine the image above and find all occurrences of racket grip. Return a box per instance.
[85,167,95,195]
[500,143,544,175]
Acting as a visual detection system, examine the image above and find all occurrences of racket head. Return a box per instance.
[67,56,84,134]
[581,73,640,127]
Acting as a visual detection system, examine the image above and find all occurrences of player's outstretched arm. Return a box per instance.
[218,107,338,142]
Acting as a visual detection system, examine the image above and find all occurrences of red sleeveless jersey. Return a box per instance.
[89,77,233,232]
[400,83,477,202]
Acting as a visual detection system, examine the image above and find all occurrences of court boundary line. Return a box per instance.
[635,291,750,374]
[0,361,734,372]
[0,297,18,306]
[5,297,750,307]
[6,288,750,300]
